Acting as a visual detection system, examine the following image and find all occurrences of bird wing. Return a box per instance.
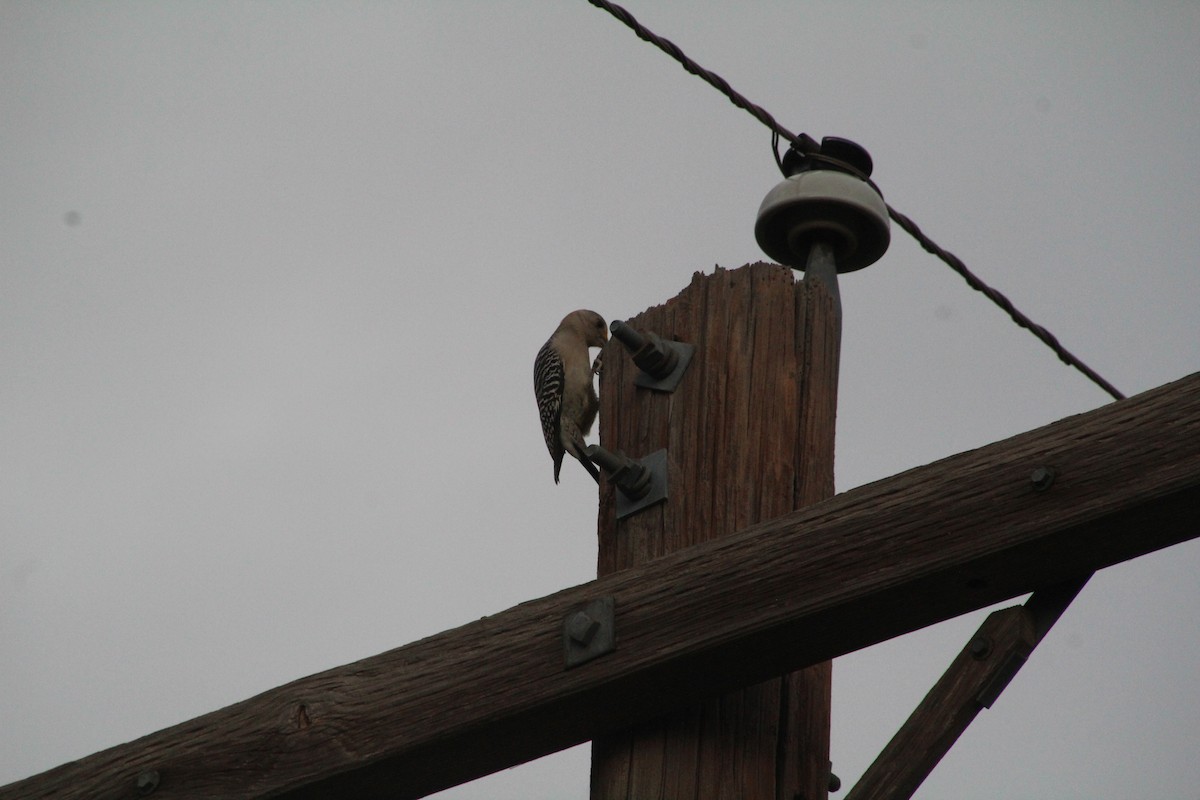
[533,339,565,458]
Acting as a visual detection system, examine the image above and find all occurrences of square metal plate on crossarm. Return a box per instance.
[563,596,616,669]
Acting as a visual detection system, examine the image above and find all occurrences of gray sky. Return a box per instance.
[2,2,1198,798]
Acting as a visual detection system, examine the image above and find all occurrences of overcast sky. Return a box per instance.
[3,2,1198,798]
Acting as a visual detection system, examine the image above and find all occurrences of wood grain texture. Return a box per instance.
[592,263,835,800]
[4,368,1199,800]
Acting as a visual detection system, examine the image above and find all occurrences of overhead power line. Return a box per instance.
[885,208,1126,401]
[585,0,1126,402]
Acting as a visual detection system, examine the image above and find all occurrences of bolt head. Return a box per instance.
[566,612,600,646]
[136,770,160,795]
[969,637,992,660]
[1030,466,1057,492]
[828,771,843,792]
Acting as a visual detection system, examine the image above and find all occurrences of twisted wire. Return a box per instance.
[587,0,819,155]
[586,0,1125,402]
[886,207,1125,401]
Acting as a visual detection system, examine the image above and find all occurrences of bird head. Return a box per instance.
[565,309,608,348]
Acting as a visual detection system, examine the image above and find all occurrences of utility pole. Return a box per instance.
[589,138,890,799]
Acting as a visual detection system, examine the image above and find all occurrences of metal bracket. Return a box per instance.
[563,596,615,669]
[609,320,694,392]
[586,446,669,519]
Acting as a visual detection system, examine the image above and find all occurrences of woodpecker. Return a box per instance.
[534,309,608,484]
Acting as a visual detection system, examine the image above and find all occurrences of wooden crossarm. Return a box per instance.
[3,372,1199,800]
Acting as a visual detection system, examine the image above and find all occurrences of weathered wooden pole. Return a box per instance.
[591,260,838,799]
[590,138,889,800]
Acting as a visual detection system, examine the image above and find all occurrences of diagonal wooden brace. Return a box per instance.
[845,573,1090,800]
[845,606,1036,800]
